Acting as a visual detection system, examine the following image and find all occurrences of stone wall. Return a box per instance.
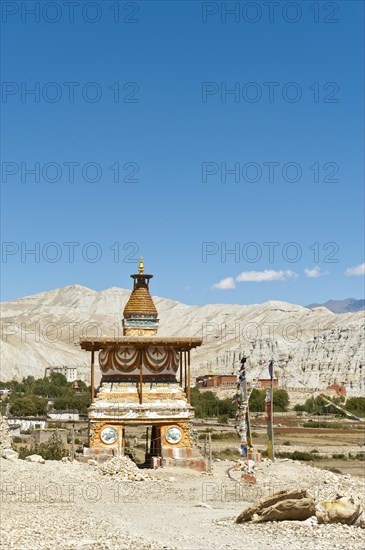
[32,428,68,445]
[0,415,12,451]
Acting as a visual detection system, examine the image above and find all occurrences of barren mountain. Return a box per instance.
[1,285,364,395]
[307,298,365,314]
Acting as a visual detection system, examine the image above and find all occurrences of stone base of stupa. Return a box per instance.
[83,445,206,471]
[83,380,206,470]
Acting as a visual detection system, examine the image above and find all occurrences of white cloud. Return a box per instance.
[304,267,328,278]
[212,277,236,290]
[345,263,365,276]
[235,270,298,282]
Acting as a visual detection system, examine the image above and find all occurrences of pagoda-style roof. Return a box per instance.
[124,285,158,316]
[80,336,203,351]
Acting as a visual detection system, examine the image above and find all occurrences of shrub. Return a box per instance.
[18,434,67,461]
[345,397,365,416]
[328,467,342,474]
[332,453,346,460]
[290,451,315,461]
[283,440,291,446]
[275,450,322,461]
[303,421,343,429]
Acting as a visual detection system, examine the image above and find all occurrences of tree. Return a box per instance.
[273,389,289,412]
[218,397,237,417]
[10,396,47,417]
[294,395,344,416]
[249,389,265,412]
[53,392,90,414]
[345,397,365,416]
[190,388,237,419]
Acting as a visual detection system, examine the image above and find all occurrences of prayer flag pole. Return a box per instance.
[266,359,275,461]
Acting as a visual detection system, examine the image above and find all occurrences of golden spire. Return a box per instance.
[138,256,144,274]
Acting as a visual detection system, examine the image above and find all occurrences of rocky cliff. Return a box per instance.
[1,285,364,395]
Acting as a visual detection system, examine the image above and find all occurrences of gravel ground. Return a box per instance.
[1,456,364,550]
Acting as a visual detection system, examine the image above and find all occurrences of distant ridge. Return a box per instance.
[0,285,364,396]
[306,298,365,314]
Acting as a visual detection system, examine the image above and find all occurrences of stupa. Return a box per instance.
[80,258,205,469]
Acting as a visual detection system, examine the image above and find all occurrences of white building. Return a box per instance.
[48,410,79,421]
[44,366,78,382]
[7,417,47,432]
[9,424,21,437]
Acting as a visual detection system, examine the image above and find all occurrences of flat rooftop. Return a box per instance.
[79,337,203,351]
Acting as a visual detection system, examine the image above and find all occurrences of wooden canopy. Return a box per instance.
[79,336,203,352]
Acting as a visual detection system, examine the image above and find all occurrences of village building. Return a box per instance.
[196,374,237,389]
[8,424,21,437]
[7,416,47,432]
[326,383,347,397]
[48,410,80,422]
[44,366,79,382]
[195,374,279,391]
[80,259,205,469]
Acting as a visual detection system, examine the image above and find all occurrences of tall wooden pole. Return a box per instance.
[70,423,75,461]
[238,356,252,456]
[139,360,143,404]
[179,351,183,386]
[145,426,149,457]
[91,350,95,403]
[266,360,275,461]
[187,350,191,403]
[184,351,187,395]
[241,361,252,448]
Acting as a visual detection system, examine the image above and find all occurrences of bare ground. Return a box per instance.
[1,455,365,550]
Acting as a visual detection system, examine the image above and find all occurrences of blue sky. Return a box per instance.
[1,0,364,306]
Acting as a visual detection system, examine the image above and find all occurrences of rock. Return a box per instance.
[98,456,149,481]
[87,459,97,466]
[25,454,45,464]
[316,496,364,527]
[237,489,307,523]
[2,448,19,461]
[252,497,316,523]
[195,502,213,509]
[355,510,365,528]
[241,473,257,484]
[236,489,315,523]
[303,516,318,526]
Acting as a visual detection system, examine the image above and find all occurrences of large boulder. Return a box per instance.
[25,454,45,464]
[2,448,19,461]
[236,489,315,524]
[316,496,364,527]
[252,497,316,523]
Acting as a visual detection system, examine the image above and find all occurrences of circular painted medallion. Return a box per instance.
[100,426,118,445]
[165,427,182,444]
